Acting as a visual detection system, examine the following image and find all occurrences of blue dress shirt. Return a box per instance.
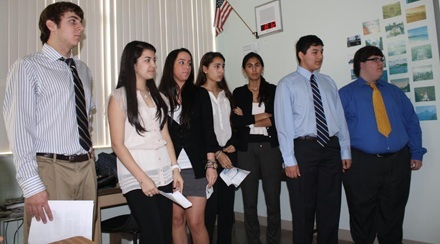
[274,66,351,167]
[338,77,427,160]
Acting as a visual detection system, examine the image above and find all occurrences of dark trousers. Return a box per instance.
[238,142,283,244]
[124,183,173,244]
[343,147,411,244]
[205,151,237,244]
[286,136,342,244]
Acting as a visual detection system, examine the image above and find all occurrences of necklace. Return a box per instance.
[248,86,259,92]
[247,83,259,92]
[138,89,150,99]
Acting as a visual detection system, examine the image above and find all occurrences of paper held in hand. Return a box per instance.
[28,200,94,244]
[159,191,192,208]
[220,167,250,187]
[206,185,214,199]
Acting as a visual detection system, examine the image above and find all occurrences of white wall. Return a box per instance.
[2,0,440,243]
[220,0,440,243]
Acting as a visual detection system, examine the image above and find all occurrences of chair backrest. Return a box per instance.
[101,214,138,233]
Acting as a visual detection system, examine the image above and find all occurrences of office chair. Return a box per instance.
[101,214,139,244]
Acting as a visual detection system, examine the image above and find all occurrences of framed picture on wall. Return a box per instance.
[255,0,283,37]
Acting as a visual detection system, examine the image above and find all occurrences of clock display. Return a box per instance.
[260,21,277,31]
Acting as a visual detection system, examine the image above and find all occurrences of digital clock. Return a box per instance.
[255,1,283,37]
[260,21,277,32]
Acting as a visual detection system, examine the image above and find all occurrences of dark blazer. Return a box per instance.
[231,83,280,151]
[168,86,220,178]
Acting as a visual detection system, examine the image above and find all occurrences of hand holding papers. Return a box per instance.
[220,167,250,187]
[206,185,214,199]
[159,191,192,208]
[28,200,93,244]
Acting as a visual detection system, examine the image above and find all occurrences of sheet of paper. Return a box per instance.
[28,200,94,244]
[220,167,250,187]
[206,185,214,199]
[159,191,192,208]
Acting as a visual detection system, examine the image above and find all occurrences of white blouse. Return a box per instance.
[250,102,268,136]
[207,90,232,147]
[109,88,173,194]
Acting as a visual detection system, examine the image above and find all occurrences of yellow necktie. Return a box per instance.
[370,82,391,137]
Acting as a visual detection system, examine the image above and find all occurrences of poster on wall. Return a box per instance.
[345,0,439,121]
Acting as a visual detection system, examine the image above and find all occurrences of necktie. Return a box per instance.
[310,74,330,147]
[369,82,392,137]
[62,58,92,151]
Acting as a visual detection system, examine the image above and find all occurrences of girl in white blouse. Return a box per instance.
[195,52,236,244]
[107,41,183,244]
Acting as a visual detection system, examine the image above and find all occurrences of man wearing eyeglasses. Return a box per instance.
[339,46,426,243]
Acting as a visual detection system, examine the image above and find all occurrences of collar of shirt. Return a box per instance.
[297,65,318,81]
[42,43,74,62]
[207,90,226,104]
[355,76,387,88]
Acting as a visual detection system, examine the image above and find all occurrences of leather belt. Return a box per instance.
[36,152,91,163]
[295,136,318,142]
[375,152,396,158]
[352,148,399,158]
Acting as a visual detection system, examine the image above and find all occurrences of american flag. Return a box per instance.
[214,0,233,36]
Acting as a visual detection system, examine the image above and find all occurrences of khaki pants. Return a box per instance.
[24,156,97,244]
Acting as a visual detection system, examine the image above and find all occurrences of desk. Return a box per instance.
[52,236,94,244]
[94,188,126,244]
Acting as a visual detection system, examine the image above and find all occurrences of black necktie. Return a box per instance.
[310,74,329,147]
[62,58,92,151]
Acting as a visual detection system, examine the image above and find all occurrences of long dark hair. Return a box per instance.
[241,52,270,106]
[195,52,233,107]
[116,40,168,134]
[158,48,195,129]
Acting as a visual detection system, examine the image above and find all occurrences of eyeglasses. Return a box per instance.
[364,57,385,63]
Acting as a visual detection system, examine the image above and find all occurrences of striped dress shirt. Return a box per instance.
[3,44,94,198]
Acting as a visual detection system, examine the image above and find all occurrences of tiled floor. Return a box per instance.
[216,221,353,244]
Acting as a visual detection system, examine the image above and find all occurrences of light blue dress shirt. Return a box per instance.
[274,66,351,166]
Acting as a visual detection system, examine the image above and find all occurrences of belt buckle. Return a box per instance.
[68,155,75,162]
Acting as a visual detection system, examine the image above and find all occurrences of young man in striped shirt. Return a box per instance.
[3,2,96,243]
